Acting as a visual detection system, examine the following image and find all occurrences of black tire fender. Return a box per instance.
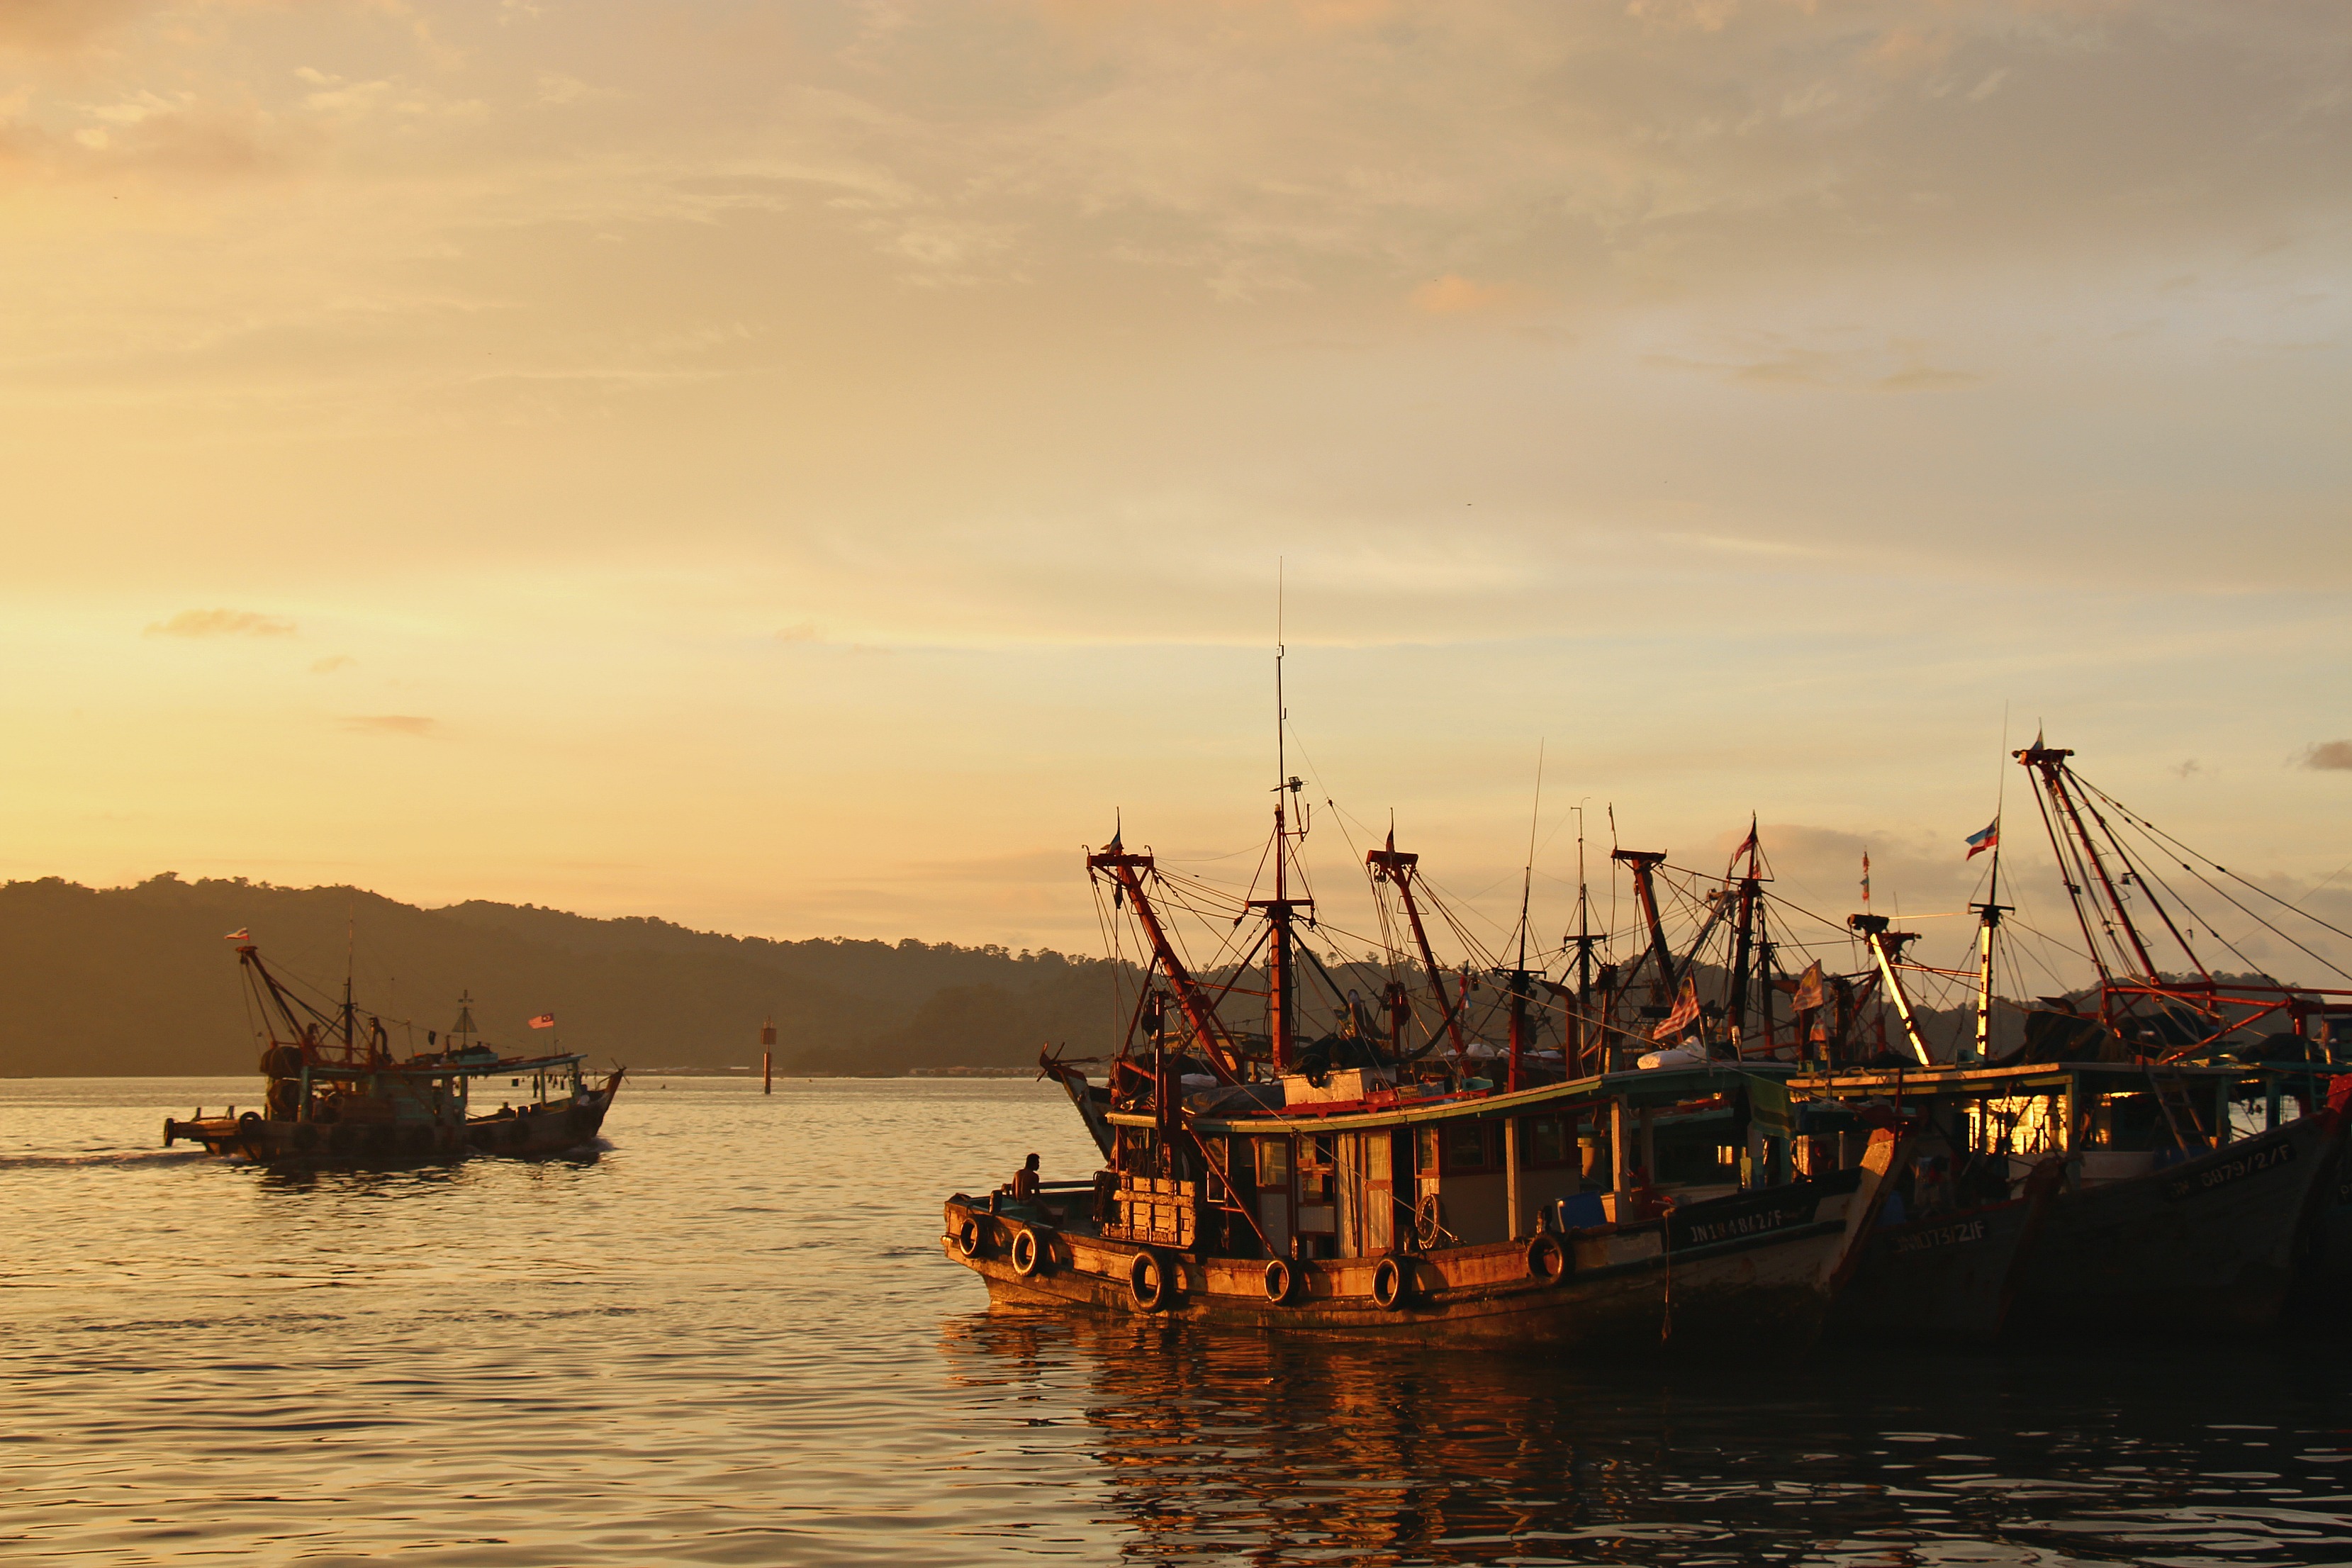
[1011,1225,1053,1279]
[1262,1258,1296,1305]
[1372,1255,1409,1311]
[957,1217,990,1259]
[1128,1248,1170,1311]
[1526,1233,1568,1282]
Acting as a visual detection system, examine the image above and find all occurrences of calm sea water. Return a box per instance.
[6,1075,2352,1567]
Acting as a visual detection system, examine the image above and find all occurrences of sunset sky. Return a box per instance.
[3,1,2347,985]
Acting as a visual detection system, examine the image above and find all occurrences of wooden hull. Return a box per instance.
[165,1093,615,1166]
[943,1179,1878,1353]
[2284,1122,2352,1323]
[1826,1183,2053,1343]
[2007,1111,2341,1335]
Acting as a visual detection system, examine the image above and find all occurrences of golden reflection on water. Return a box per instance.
[943,1306,2352,1566]
[9,1075,2352,1567]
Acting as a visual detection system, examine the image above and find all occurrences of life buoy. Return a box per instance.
[1525,1233,1567,1282]
[1128,1249,1169,1311]
[1372,1255,1408,1311]
[1262,1258,1296,1305]
[1011,1226,1053,1278]
[957,1217,990,1258]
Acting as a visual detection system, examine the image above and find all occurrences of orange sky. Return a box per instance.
[2,1,2348,986]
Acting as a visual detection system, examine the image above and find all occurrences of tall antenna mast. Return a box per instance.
[1971,706,2015,1061]
[1505,741,1544,1092]
[1254,561,1309,1073]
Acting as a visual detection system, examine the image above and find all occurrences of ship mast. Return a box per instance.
[1367,832,1468,1059]
[1849,913,1934,1065]
[1724,819,1762,1054]
[1969,751,2012,1062]
[1250,576,1309,1075]
[1564,807,1602,1075]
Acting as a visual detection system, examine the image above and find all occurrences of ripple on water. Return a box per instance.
[9,1077,2352,1565]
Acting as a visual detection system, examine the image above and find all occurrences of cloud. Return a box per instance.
[2305,741,2352,772]
[775,622,825,642]
[0,0,152,56]
[1410,274,1509,314]
[310,654,357,674]
[145,608,296,638]
[342,714,435,736]
[1874,366,1981,393]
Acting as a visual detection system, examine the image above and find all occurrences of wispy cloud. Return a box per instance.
[1411,275,1510,315]
[2304,741,2352,772]
[310,654,357,674]
[342,715,435,736]
[145,608,296,639]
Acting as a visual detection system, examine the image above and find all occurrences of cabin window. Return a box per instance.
[1416,1126,1441,1177]
[1299,1135,1335,1203]
[1255,1137,1292,1189]
[1443,1121,1488,1171]
[1528,1116,1567,1166]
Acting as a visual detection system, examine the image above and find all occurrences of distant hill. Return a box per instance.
[0,875,1136,1077]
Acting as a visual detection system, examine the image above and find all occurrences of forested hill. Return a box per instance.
[0,875,1136,1077]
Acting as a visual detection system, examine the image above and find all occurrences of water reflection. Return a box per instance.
[943,1311,2352,1564]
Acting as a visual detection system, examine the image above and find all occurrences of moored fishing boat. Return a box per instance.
[164,941,623,1165]
[1798,738,2351,1337]
[943,638,1915,1348]
[951,1061,1907,1346]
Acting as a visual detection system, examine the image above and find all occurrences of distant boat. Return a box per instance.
[164,943,623,1164]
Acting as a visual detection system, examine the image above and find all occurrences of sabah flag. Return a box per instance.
[223,928,250,941]
[1964,819,2000,860]
[528,1013,556,1029]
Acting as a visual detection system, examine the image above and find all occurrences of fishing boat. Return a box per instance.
[164,941,624,1164]
[1794,738,2351,1335]
[943,645,1911,1348]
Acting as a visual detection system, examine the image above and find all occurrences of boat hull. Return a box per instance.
[2007,1112,2341,1335]
[943,1189,1869,1352]
[1826,1176,2055,1344]
[164,1092,616,1166]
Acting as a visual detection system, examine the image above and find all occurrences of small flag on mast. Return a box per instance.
[1651,975,1701,1041]
[1964,819,2000,859]
[528,1014,556,1029]
[1727,817,1758,878]
[223,928,250,941]
[1861,850,1871,905]
[1792,959,1825,1013]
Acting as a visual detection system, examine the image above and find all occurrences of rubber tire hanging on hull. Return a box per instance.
[1372,1256,1408,1311]
[1129,1249,1170,1311]
[1011,1226,1052,1279]
[1262,1259,1296,1304]
[957,1218,989,1259]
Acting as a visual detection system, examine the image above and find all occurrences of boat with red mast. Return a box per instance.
[942,641,1914,1348]
[164,939,625,1165]
[1793,737,2352,1335]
